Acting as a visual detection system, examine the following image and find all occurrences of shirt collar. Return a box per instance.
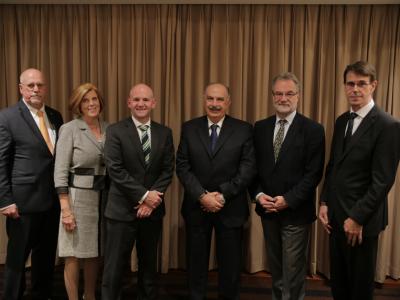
[350,99,374,118]
[276,110,296,125]
[22,98,45,115]
[132,116,151,128]
[207,116,225,128]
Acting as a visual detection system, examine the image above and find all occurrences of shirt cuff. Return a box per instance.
[255,192,265,203]
[138,191,149,205]
[0,203,17,211]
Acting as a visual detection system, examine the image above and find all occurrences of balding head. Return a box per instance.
[203,82,231,123]
[19,68,47,109]
[127,83,156,123]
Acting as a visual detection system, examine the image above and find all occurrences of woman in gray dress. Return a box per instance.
[54,83,108,300]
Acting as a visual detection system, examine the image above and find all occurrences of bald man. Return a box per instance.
[101,84,174,300]
[0,68,63,300]
[176,83,256,300]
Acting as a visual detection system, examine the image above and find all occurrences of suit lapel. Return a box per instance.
[17,101,51,154]
[124,118,147,168]
[76,118,104,152]
[262,117,276,168]
[212,116,235,156]
[148,121,161,169]
[339,106,378,161]
[197,117,213,158]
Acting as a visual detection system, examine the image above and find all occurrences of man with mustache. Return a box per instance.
[319,61,400,300]
[250,72,325,300]
[0,68,63,300]
[176,83,256,300]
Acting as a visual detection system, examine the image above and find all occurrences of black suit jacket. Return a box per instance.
[176,115,256,228]
[0,100,63,213]
[321,105,400,236]
[104,117,175,222]
[251,113,325,225]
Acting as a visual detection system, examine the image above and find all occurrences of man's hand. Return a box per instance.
[318,204,331,234]
[200,192,224,213]
[273,196,288,211]
[344,217,363,246]
[258,194,277,213]
[137,202,153,218]
[0,204,20,219]
[144,190,163,209]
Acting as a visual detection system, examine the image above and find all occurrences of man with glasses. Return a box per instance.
[250,72,325,300]
[319,61,400,300]
[0,68,63,299]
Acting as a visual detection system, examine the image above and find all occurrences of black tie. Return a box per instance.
[343,112,357,151]
[210,124,218,152]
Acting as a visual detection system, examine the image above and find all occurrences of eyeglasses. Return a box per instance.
[20,82,46,90]
[272,91,298,99]
[345,81,371,89]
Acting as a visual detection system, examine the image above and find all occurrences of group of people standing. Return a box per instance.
[0,60,399,300]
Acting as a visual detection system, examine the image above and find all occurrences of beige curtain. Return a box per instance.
[0,4,399,283]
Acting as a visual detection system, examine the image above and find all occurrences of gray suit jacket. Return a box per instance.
[54,118,108,193]
[0,100,63,212]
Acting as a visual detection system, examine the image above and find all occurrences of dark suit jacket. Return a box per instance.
[0,100,63,213]
[104,117,174,222]
[251,113,325,225]
[176,115,256,228]
[321,105,400,236]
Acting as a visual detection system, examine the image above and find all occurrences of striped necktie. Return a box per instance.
[139,124,151,165]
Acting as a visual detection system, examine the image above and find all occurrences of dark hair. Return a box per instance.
[343,61,377,83]
[272,72,301,93]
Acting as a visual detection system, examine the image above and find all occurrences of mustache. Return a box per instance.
[207,105,222,111]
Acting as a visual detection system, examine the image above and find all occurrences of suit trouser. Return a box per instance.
[3,209,59,300]
[101,217,162,300]
[261,218,310,300]
[185,217,243,300]
[329,222,378,300]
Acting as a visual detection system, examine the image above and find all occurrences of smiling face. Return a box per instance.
[272,79,299,118]
[344,71,377,111]
[204,83,231,123]
[80,89,101,121]
[127,84,156,123]
[19,69,47,110]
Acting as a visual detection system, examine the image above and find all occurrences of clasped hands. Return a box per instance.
[318,204,363,246]
[258,194,288,213]
[136,190,163,218]
[200,192,225,213]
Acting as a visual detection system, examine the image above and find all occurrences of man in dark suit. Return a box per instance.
[0,68,63,300]
[176,83,256,300]
[250,72,325,300]
[319,61,400,300]
[101,83,174,300]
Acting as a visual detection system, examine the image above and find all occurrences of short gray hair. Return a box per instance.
[272,72,301,93]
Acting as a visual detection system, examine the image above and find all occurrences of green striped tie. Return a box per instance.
[139,124,151,165]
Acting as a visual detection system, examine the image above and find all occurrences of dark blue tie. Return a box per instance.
[210,124,218,152]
